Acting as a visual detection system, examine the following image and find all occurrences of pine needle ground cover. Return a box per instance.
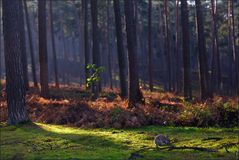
[1,123,238,160]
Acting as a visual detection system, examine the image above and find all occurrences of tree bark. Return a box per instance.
[107,0,113,89]
[83,0,90,89]
[124,0,143,107]
[2,0,29,124]
[210,0,221,93]
[23,0,38,88]
[181,0,192,99]
[148,0,153,92]
[228,0,238,95]
[113,0,127,98]
[163,0,172,91]
[19,0,29,90]
[175,0,180,93]
[90,0,100,98]
[38,0,49,97]
[195,0,212,100]
[49,1,59,88]
[0,1,2,88]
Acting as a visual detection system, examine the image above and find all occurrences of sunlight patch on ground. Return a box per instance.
[0,123,238,160]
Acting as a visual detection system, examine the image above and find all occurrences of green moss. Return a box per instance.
[1,123,238,160]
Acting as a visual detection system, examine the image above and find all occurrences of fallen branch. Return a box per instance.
[216,142,239,153]
[216,142,239,149]
[202,137,222,141]
[164,146,217,152]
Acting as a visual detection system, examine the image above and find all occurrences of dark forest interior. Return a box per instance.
[0,0,238,159]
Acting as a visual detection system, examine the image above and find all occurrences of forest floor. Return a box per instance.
[0,122,238,160]
[0,85,238,128]
[0,85,238,159]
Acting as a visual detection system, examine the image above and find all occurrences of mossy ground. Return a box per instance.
[0,123,238,160]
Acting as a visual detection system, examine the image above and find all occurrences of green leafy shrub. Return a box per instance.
[193,107,212,127]
[86,64,104,88]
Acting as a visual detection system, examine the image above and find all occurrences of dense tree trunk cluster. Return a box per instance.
[195,0,212,100]
[23,0,38,88]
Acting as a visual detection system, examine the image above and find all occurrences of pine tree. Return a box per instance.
[113,0,127,98]
[38,0,49,97]
[181,0,192,100]
[2,0,29,124]
[124,0,143,107]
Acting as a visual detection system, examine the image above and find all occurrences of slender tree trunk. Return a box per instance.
[2,0,29,124]
[0,1,2,88]
[164,0,172,91]
[38,0,49,97]
[133,0,138,45]
[210,0,221,93]
[83,0,90,89]
[90,0,100,98]
[195,0,212,100]
[148,0,153,92]
[107,0,113,89]
[124,0,143,107]
[229,0,238,95]
[19,0,29,90]
[61,25,67,60]
[227,2,233,95]
[113,0,127,98]
[175,0,180,93]
[82,0,90,89]
[23,0,38,88]
[49,1,59,88]
[181,0,192,99]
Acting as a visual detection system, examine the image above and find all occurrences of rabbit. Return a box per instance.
[154,134,171,149]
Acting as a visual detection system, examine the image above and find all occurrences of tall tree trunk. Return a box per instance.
[2,0,29,124]
[113,0,127,98]
[107,0,113,89]
[148,0,153,92]
[210,0,221,93]
[175,0,180,93]
[195,0,212,100]
[228,0,238,95]
[0,1,2,88]
[90,0,100,98]
[83,0,90,89]
[133,0,138,45]
[124,0,143,107]
[23,0,38,88]
[164,0,172,91]
[231,0,239,95]
[49,1,59,88]
[61,25,67,60]
[38,0,49,97]
[181,0,192,99]
[227,0,233,95]
[19,0,29,90]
